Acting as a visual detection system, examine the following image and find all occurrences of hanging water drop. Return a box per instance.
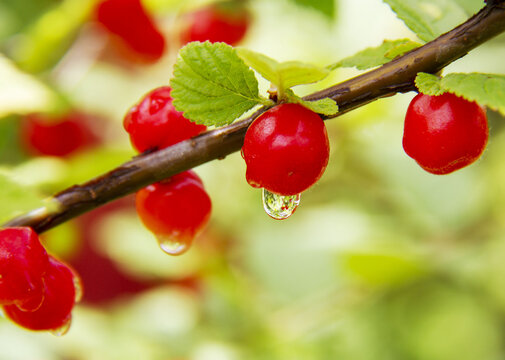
[262,189,300,220]
[156,234,191,256]
[50,318,71,336]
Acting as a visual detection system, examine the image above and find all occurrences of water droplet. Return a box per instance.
[156,234,192,256]
[50,318,71,336]
[262,189,300,220]
[73,276,83,303]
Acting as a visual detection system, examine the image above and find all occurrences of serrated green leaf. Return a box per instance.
[237,48,330,93]
[285,89,338,116]
[288,0,335,19]
[383,0,469,42]
[415,72,444,95]
[0,170,45,223]
[170,42,268,127]
[328,39,421,71]
[441,73,505,115]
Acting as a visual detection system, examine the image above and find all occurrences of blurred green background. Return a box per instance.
[2,0,505,359]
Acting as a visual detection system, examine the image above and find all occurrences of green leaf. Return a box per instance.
[415,72,444,96]
[442,73,505,115]
[0,170,45,223]
[237,48,330,92]
[383,0,469,42]
[416,72,505,115]
[327,39,421,71]
[288,0,335,19]
[285,89,338,116]
[170,42,268,127]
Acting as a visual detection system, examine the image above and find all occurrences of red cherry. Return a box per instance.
[181,1,250,46]
[242,103,330,196]
[0,227,49,311]
[123,86,206,153]
[135,171,212,255]
[96,0,166,62]
[20,113,99,157]
[3,256,80,333]
[403,93,489,175]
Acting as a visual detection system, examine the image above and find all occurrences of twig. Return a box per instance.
[4,3,505,233]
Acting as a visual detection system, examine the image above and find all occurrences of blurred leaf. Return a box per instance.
[416,72,505,115]
[0,55,60,116]
[12,0,97,73]
[237,48,330,90]
[383,0,469,42]
[0,169,45,223]
[340,250,428,287]
[288,0,335,19]
[328,39,421,71]
[453,0,485,15]
[171,42,269,126]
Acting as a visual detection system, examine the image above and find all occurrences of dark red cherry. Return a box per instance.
[96,0,166,62]
[3,256,80,333]
[181,1,250,46]
[403,93,488,175]
[123,86,206,153]
[0,227,49,311]
[242,103,330,196]
[135,171,212,255]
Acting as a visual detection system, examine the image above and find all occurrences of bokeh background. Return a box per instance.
[1,0,505,359]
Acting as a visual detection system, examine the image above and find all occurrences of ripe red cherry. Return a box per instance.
[3,256,80,333]
[20,113,98,157]
[0,227,49,311]
[181,1,250,46]
[403,93,489,175]
[135,170,212,255]
[124,86,207,153]
[242,103,330,196]
[96,0,166,62]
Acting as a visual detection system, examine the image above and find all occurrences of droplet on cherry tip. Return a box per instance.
[50,317,71,337]
[156,234,191,256]
[262,188,300,220]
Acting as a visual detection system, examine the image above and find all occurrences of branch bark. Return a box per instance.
[5,2,505,233]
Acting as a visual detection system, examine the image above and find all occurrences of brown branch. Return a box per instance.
[4,2,505,233]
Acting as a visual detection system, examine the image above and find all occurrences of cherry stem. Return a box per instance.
[4,2,505,234]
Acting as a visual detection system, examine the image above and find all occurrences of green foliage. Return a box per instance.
[238,48,330,90]
[285,89,338,116]
[288,0,335,19]
[416,72,505,115]
[0,170,45,223]
[415,72,445,95]
[170,42,269,127]
[382,0,470,42]
[328,39,421,71]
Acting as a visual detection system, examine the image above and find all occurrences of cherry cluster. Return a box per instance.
[0,227,80,334]
[95,0,250,64]
[124,87,211,255]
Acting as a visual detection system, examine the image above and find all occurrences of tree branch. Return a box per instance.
[4,2,505,233]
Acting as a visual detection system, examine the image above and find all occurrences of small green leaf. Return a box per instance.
[170,42,268,127]
[285,89,338,116]
[288,0,335,19]
[415,72,505,115]
[328,39,421,71]
[415,72,444,96]
[237,48,330,96]
[383,0,469,42]
[442,73,505,115]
